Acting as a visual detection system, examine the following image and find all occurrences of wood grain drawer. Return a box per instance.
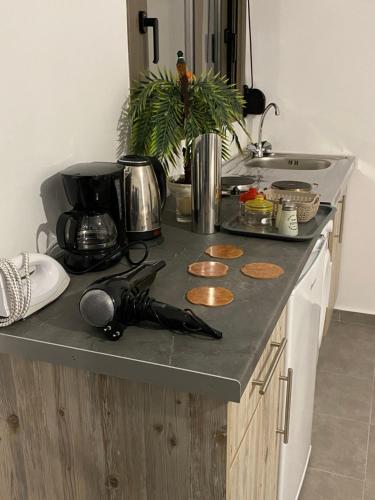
[227,309,286,464]
[227,346,284,500]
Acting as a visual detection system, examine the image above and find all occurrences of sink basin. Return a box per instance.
[246,156,331,170]
[222,152,353,206]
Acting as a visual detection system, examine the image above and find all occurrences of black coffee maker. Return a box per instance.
[57,162,125,272]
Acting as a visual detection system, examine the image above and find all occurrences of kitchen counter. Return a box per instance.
[0,198,333,402]
[0,158,355,500]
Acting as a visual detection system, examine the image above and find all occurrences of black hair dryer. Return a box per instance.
[79,261,223,341]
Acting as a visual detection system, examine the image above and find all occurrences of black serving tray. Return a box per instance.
[221,204,335,241]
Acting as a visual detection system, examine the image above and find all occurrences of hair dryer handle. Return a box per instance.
[149,301,223,339]
[125,260,166,290]
[56,211,79,250]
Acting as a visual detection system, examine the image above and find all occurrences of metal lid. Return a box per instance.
[61,162,121,178]
[117,155,151,167]
[271,180,312,192]
[222,176,256,195]
[222,176,256,187]
[282,201,297,211]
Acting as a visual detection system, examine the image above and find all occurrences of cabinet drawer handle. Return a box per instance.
[277,368,293,444]
[338,195,346,243]
[252,337,287,395]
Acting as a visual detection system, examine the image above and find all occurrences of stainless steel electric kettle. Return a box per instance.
[117,155,166,241]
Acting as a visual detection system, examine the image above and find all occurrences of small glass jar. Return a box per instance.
[243,195,273,226]
[167,179,192,223]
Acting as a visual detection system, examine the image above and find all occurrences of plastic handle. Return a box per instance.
[56,212,78,250]
[139,11,159,64]
[125,260,166,290]
[149,157,167,210]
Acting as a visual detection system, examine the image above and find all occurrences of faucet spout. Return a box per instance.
[246,102,280,158]
[257,103,280,154]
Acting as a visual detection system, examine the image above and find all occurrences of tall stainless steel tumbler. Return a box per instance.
[191,133,222,234]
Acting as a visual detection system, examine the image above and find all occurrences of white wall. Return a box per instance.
[0,0,129,257]
[252,0,375,314]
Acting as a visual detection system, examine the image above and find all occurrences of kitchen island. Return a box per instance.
[0,191,340,499]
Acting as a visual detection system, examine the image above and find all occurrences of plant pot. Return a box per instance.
[167,179,192,223]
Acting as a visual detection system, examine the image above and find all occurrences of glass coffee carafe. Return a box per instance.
[57,211,118,252]
[75,213,118,251]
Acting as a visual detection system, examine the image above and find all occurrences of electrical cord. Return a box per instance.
[248,0,254,88]
[0,253,31,327]
[66,241,149,275]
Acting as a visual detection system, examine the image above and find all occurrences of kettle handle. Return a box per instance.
[149,157,167,211]
[56,211,79,250]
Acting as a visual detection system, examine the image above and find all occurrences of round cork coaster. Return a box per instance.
[205,244,244,259]
[187,261,229,278]
[241,262,285,280]
[186,287,234,307]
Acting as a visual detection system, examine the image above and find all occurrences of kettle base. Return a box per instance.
[127,228,162,241]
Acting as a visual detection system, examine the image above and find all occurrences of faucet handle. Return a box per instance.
[246,143,259,158]
[246,141,273,159]
[261,141,273,156]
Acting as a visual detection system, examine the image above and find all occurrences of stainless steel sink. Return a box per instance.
[246,155,332,170]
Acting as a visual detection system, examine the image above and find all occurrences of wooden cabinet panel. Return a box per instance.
[0,355,227,500]
[228,386,267,500]
[228,343,285,500]
[227,310,286,464]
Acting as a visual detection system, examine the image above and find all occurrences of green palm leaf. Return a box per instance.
[119,67,249,180]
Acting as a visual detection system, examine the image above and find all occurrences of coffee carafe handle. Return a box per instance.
[56,211,79,250]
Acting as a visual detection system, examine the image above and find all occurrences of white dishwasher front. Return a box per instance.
[278,230,330,500]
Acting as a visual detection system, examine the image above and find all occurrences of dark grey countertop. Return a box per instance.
[0,199,331,402]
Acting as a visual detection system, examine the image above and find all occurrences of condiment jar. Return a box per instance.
[279,202,298,236]
[243,195,273,226]
[275,197,284,229]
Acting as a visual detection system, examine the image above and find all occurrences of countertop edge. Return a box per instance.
[0,202,337,403]
[0,332,242,402]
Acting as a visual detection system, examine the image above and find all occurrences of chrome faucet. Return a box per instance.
[248,102,280,158]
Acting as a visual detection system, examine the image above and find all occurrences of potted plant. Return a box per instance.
[122,51,247,221]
